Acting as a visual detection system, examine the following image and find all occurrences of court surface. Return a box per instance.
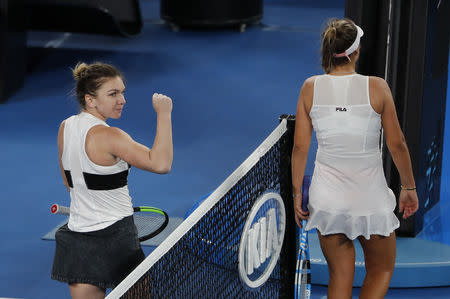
[0,0,449,298]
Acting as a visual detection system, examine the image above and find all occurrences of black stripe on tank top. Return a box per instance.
[64,170,73,188]
[83,169,129,190]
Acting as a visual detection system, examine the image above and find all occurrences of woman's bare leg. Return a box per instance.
[318,231,355,299]
[357,232,396,299]
[69,283,106,299]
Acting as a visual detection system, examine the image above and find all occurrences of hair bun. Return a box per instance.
[327,23,337,39]
[72,62,89,81]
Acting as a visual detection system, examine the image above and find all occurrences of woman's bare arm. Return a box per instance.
[291,77,314,226]
[57,121,70,191]
[101,93,173,173]
[372,77,418,218]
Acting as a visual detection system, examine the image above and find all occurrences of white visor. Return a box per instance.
[345,25,364,56]
[334,25,364,58]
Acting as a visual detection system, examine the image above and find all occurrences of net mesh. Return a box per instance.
[107,116,297,299]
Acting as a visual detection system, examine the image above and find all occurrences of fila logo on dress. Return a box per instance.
[336,107,347,112]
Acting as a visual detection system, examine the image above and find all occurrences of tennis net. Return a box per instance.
[106,115,297,299]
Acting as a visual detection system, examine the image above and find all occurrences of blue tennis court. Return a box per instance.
[0,0,449,298]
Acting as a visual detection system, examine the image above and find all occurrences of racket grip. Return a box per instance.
[302,176,311,212]
[51,204,70,215]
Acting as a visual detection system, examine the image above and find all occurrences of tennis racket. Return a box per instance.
[295,175,311,299]
[50,204,169,242]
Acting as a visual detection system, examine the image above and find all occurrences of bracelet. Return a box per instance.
[292,193,301,198]
[401,185,416,191]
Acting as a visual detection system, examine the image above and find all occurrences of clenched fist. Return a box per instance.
[152,93,173,114]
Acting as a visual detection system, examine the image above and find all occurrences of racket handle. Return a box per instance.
[302,175,311,212]
[51,204,70,215]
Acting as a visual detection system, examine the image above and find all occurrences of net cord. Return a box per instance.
[106,119,288,298]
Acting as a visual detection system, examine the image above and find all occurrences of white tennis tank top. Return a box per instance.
[305,74,400,239]
[61,112,133,232]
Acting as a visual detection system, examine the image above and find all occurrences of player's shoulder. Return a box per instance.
[90,126,131,143]
[59,114,79,129]
[60,115,77,127]
[369,76,389,90]
[304,75,319,86]
[58,118,68,135]
[301,75,319,92]
[89,125,121,135]
[369,76,393,103]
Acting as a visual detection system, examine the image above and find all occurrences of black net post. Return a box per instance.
[278,114,296,299]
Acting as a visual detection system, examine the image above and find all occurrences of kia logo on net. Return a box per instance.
[238,192,286,288]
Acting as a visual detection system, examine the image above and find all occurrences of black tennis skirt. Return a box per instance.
[51,215,145,289]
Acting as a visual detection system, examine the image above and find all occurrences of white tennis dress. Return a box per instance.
[305,74,400,240]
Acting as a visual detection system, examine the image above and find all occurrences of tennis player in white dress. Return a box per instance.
[291,18,419,299]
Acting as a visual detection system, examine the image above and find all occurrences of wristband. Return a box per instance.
[401,185,416,191]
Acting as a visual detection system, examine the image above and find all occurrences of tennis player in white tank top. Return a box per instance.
[53,62,173,299]
[291,19,419,298]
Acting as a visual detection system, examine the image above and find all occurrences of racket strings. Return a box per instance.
[295,220,311,299]
[133,213,168,241]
